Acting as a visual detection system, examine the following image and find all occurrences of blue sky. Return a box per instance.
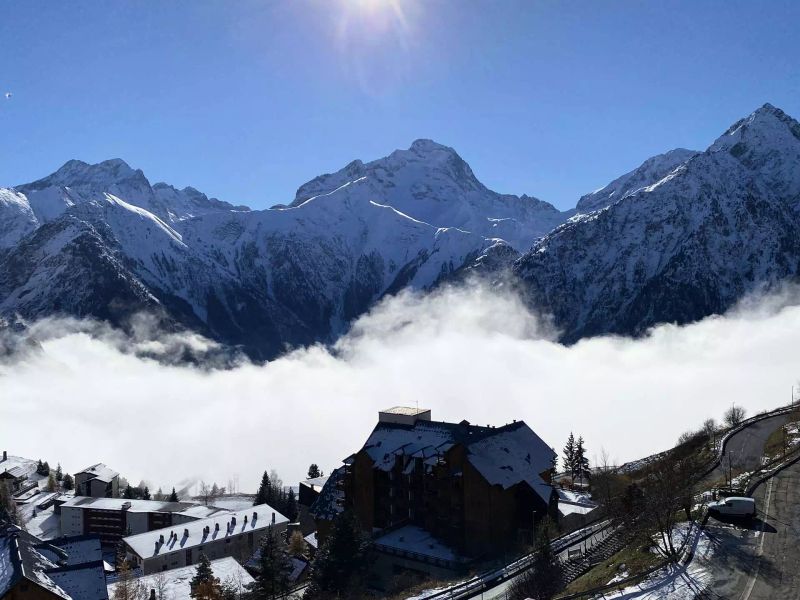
[1,0,798,210]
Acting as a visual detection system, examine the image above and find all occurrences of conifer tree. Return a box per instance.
[123,484,135,499]
[575,437,589,485]
[507,519,563,600]
[307,464,322,479]
[190,553,221,600]
[248,525,292,599]
[62,473,74,491]
[169,487,179,502]
[142,487,151,500]
[285,488,298,522]
[254,471,270,506]
[42,461,50,475]
[563,433,576,479]
[46,472,57,492]
[305,511,371,598]
[55,463,63,481]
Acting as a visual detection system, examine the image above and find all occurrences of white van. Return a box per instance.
[708,496,756,518]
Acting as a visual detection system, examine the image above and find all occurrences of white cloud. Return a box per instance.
[1,283,799,495]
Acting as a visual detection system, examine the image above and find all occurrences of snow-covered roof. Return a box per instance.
[302,475,329,491]
[467,423,555,502]
[374,525,466,563]
[0,455,36,480]
[360,419,556,503]
[303,532,318,549]
[308,467,344,521]
[0,523,71,599]
[123,503,289,560]
[47,535,103,566]
[60,496,194,514]
[174,504,230,520]
[107,557,253,600]
[45,561,108,600]
[75,463,118,483]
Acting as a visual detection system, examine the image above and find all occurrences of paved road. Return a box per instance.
[706,457,800,599]
[704,414,789,485]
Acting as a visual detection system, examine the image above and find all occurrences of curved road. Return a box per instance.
[704,413,789,485]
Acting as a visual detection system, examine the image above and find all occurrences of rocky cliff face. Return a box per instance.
[514,104,800,341]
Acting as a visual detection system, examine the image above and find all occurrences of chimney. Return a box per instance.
[2,450,6,461]
[214,523,219,532]
[243,515,248,524]
[252,511,257,522]
[271,512,275,525]
[150,590,156,600]
[231,516,236,526]
[183,528,189,538]
[159,534,164,544]
[154,541,159,552]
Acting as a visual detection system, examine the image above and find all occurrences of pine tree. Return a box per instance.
[507,519,563,600]
[42,461,50,475]
[305,511,371,598]
[169,487,179,502]
[285,488,298,522]
[115,540,128,570]
[190,553,221,599]
[62,473,74,491]
[254,471,270,506]
[46,472,57,492]
[123,484,135,499]
[55,463,63,482]
[36,459,45,476]
[575,436,589,485]
[142,487,151,500]
[307,464,322,479]
[154,487,165,501]
[248,525,293,599]
[563,433,576,480]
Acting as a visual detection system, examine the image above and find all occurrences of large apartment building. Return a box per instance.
[58,497,229,544]
[313,407,558,575]
[122,504,289,574]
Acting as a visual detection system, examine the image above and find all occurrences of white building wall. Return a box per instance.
[60,505,84,537]
[135,523,285,575]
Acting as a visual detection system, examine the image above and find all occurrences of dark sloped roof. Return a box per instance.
[309,466,345,521]
[360,419,556,502]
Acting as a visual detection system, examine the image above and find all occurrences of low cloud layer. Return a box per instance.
[2,284,799,495]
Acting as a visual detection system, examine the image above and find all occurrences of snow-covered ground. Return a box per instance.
[209,495,255,511]
[107,557,252,599]
[592,523,714,599]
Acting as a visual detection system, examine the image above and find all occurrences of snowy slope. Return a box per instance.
[576,148,698,214]
[514,103,800,341]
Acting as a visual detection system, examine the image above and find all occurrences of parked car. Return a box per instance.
[708,496,756,518]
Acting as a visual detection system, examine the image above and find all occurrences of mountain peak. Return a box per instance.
[711,103,800,160]
[19,157,150,192]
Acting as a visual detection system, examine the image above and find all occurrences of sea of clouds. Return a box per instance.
[2,283,799,495]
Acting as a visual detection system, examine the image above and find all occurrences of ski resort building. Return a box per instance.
[73,464,119,498]
[121,503,289,574]
[58,497,230,544]
[312,407,558,582]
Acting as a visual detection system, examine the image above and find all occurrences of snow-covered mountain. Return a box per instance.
[1,143,561,358]
[288,139,566,251]
[3,104,800,358]
[514,103,800,341]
